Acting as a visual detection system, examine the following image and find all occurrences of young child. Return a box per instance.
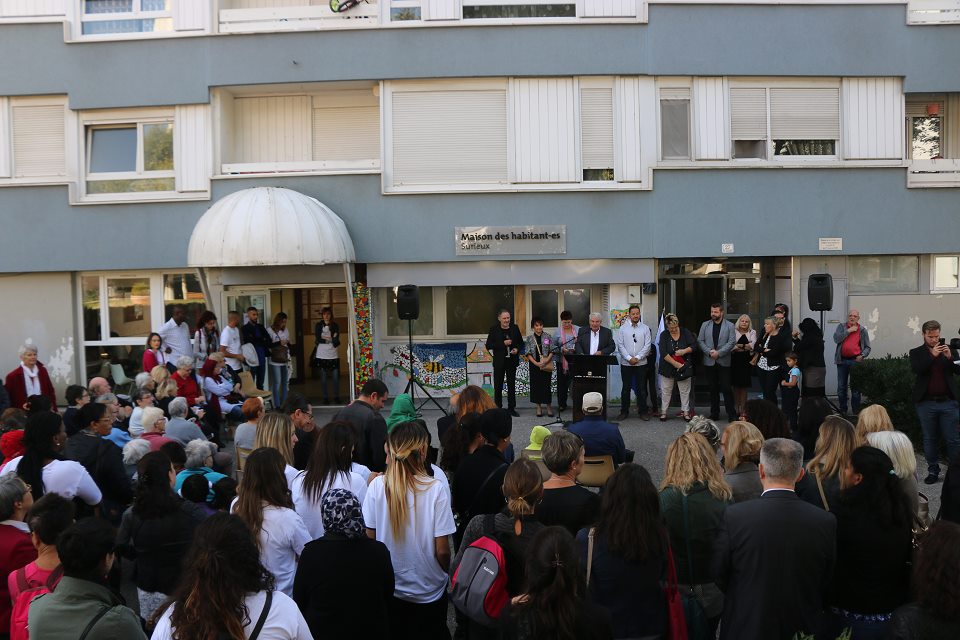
[780,352,801,432]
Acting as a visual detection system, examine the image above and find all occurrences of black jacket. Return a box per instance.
[64,432,132,523]
[754,329,792,370]
[485,324,524,366]
[313,320,341,351]
[452,446,508,538]
[334,400,388,472]
[793,331,826,369]
[712,491,836,640]
[658,328,697,378]
[116,500,206,594]
[574,326,616,356]
[909,343,960,403]
[241,321,271,352]
[293,534,394,640]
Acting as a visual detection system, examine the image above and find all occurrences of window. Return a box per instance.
[390,4,421,20]
[906,101,945,160]
[387,287,435,337]
[730,86,840,160]
[82,0,172,35]
[530,287,591,328]
[659,88,690,160]
[933,256,960,291]
[581,85,615,180]
[531,289,560,327]
[163,273,207,329]
[462,4,575,18]
[446,286,514,335]
[86,121,174,194]
[848,256,919,293]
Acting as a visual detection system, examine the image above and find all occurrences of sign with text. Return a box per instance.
[455,226,566,256]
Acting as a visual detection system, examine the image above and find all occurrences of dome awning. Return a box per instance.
[187,187,356,268]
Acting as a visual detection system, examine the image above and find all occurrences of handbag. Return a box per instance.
[815,472,830,512]
[674,359,694,381]
[586,527,595,585]
[664,541,690,640]
[270,343,289,363]
[680,495,711,640]
[918,491,930,527]
[535,337,555,373]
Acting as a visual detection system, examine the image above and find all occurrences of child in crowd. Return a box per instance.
[781,352,801,432]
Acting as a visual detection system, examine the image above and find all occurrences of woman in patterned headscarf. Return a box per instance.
[292,489,395,639]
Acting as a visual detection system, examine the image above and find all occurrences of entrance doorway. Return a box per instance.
[658,261,771,330]
[223,284,352,406]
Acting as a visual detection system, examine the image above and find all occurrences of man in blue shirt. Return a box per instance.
[569,392,627,465]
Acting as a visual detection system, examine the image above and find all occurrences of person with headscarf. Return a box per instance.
[293,488,394,639]
[386,393,419,433]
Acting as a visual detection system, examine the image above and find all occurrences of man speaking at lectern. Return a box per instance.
[575,312,616,357]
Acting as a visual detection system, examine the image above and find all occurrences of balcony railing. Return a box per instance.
[907,0,960,24]
[219,1,379,33]
[907,158,960,188]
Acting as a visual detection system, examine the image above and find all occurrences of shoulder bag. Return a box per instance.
[535,337,555,373]
[815,471,830,512]
[586,527,596,586]
[663,540,690,640]
[269,342,289,363]
[248,590,273,640]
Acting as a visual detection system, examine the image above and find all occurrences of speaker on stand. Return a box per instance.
[396,285,444,412]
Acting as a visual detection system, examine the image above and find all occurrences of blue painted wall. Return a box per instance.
[0,7,958,109]
[1,168,954,272]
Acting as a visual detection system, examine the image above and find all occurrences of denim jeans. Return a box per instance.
[836,358,862,413]
[619,364,648,414]
[916,399,960,476]
[270,363,289,408]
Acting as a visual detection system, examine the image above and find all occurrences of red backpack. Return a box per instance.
[10,564,64,640]
[450,515,509,627]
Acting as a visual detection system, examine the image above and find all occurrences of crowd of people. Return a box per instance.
[0,303,956,639]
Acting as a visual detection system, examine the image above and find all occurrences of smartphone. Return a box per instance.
[939,338,946,346]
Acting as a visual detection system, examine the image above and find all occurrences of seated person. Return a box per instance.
[568,392,627,466]
[523,425,552,460]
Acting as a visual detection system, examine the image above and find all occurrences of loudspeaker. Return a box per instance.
[808,274,833,311]
[396,284,420,320]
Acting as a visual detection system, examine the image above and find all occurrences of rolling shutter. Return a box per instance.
[730,87,767,140]
[12,103,66,178]
[313,106,379,162]
[770,88,840,140]
[392,90,508,185]
[580,87,614,171]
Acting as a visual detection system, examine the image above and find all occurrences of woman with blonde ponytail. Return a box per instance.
[450,458,546,638]
[361,421,456,639]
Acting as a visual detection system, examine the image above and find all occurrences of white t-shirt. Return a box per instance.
[220,325,243,371]
[351,462,371,481]
[314,325,338,361]
[361,474,456,604]
[152,589,312,640]
[291,470,368,540]
[430,464,451,500]
[230,501,311,597]
[234,421,257,450]
[0,457,102,505]
[284,465,299,489]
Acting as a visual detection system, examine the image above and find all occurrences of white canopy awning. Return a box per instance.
[187,187,355,268]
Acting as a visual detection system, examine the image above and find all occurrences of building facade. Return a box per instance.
[1,0,959,403]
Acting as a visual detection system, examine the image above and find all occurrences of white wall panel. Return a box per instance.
[616,77,643,181]
[173,0,212,31]
[512,78,578,183]
[424,0,461,20]
[232,96,311,164]
[175,104,212,193]
[11,101,65,178]
[946,94,960,159]
[0,98,9,178]
[580,0,636,18]
[842,78,903,160]
[391,89,508,185]
[693,77,728,160]
[0,0,65,17]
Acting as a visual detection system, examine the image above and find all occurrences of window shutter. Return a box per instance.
[173,0,212,32]
[616,76,644,182]
[233,96,311,164]
[12,103,65,178]
[842,78,903,160]
[313,106,380,163]
[174,104,211,193]
[660,88,690,101]
[770,88,840,140]
[512,78,578,183]
[423,0,461,20]
[905,100,944,119]
[0,98,9,178]
[729,88,767,140]
[581,0,637,18]
[580,87,614,171]
[391,90,508,185]
[692,77,727,160]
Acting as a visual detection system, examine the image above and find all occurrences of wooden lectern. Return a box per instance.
[564,354,618,422]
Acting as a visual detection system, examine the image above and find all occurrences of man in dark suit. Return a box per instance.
[713,438,836,640]
[485,309,523,417]
[909,319,960,484]
[574,312,616,356]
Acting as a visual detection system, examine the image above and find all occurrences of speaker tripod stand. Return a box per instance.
[404,318,447,413]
